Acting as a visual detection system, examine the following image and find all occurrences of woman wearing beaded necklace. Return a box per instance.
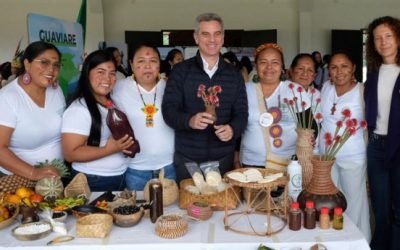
[318,51,370,241]
[112,44,175,191]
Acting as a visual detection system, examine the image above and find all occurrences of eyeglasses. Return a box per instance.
[33,59,62,70]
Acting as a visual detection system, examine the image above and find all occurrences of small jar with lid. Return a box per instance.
[319,207,330,229]
[332,207,343,230]
[288,201,302,231]
[303,200,316,229]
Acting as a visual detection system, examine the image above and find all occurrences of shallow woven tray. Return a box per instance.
[224,168,289,189]
[179,179,239,210]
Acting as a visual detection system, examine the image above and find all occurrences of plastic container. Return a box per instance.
[106,100,140,158]
[287,155,302,201]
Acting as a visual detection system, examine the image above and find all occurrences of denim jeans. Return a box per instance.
[367,133,400,250]
[125,163,176,191]
[71,169,126,192]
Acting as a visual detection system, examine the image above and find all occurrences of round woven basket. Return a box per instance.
[187,201,213,221]
[155,214,188,239]
[143,169,179,206]
[76,213,113,238]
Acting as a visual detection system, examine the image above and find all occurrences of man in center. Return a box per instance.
[162,13,248,184]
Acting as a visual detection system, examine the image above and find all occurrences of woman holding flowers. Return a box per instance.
[112,44,175,190]
[240,43,317,170]
[364,16,400,250]
[318,51,370,241]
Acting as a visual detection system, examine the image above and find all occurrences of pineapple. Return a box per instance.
[35,159,70,177]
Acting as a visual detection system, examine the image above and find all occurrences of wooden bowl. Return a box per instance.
[111,206,144,227]
[0,205,19,230]
[12,221,52,241]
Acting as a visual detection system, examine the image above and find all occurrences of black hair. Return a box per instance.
[165,49,182,63]
[329,50,357,67]
[131,43,161,61]
[240,56,253,74]
[290,53,317,73]
[69,50,117,146]
[222,51,241,69]
[18,41,61,76]
[0,62,12,80]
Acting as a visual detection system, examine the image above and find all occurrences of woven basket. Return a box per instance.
[187,201,213,220]
[143,169,179,206]
[64,173,91,198]
[225,168,289,212]
[0,175,36,197]
[295,128,315,188]
[76,213,113,238]
[155,214,188,239]
[179,179,239,210]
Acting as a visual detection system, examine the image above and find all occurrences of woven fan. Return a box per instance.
[0,175,36,197]
[64,173,91,198]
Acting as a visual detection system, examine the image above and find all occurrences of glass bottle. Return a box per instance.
[106,100,140,157]
[319,207,330,229]
[288,201,302,231]
[149,180,163,223]
[303,200,316,229]
[332,207,343,230]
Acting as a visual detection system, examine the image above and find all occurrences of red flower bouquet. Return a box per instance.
[197,84,222,122]
[283,83,321,129]
[317,108,367,161]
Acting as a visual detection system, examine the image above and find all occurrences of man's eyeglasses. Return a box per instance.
[33,59,62,70]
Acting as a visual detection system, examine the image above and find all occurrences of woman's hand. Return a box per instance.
[32,166,60,180]
[105,134,134,154]
[214,124,233,142]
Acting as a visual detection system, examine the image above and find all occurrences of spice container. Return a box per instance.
[319,207,330,229]
[303,200,316,229]
[149,181,163,223]
[288,201,301,231]
[332,207,343,230]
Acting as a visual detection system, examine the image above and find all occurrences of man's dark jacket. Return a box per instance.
[162,52,248,162]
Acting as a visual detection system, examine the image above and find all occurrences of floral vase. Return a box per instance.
[295,128,314,189]
[204,104,217,123]
[297,155,347,220]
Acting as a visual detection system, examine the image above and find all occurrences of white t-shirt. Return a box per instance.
[241,80,315,166]
[0,79,65,174]
[318,81,366,160]
[62,99,127,176]
[375,64,400,135]
[111,77,174,171]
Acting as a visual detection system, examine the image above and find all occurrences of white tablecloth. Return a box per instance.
[0,192,370,250]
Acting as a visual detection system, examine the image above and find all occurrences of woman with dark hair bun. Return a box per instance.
[0,41,64,180]
[62,50,134,191]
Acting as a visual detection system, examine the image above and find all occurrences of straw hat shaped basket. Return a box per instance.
[143,169,179,206]
[64,173,91,198]
[0,175,35,197]
[76,213,113,238]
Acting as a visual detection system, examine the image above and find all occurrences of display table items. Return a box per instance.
[224,168,289,236]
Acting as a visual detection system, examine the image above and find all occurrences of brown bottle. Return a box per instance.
[288,201,302,231]
[304,200,316,229]
[149,181,163,223]
[105,100,140,157]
